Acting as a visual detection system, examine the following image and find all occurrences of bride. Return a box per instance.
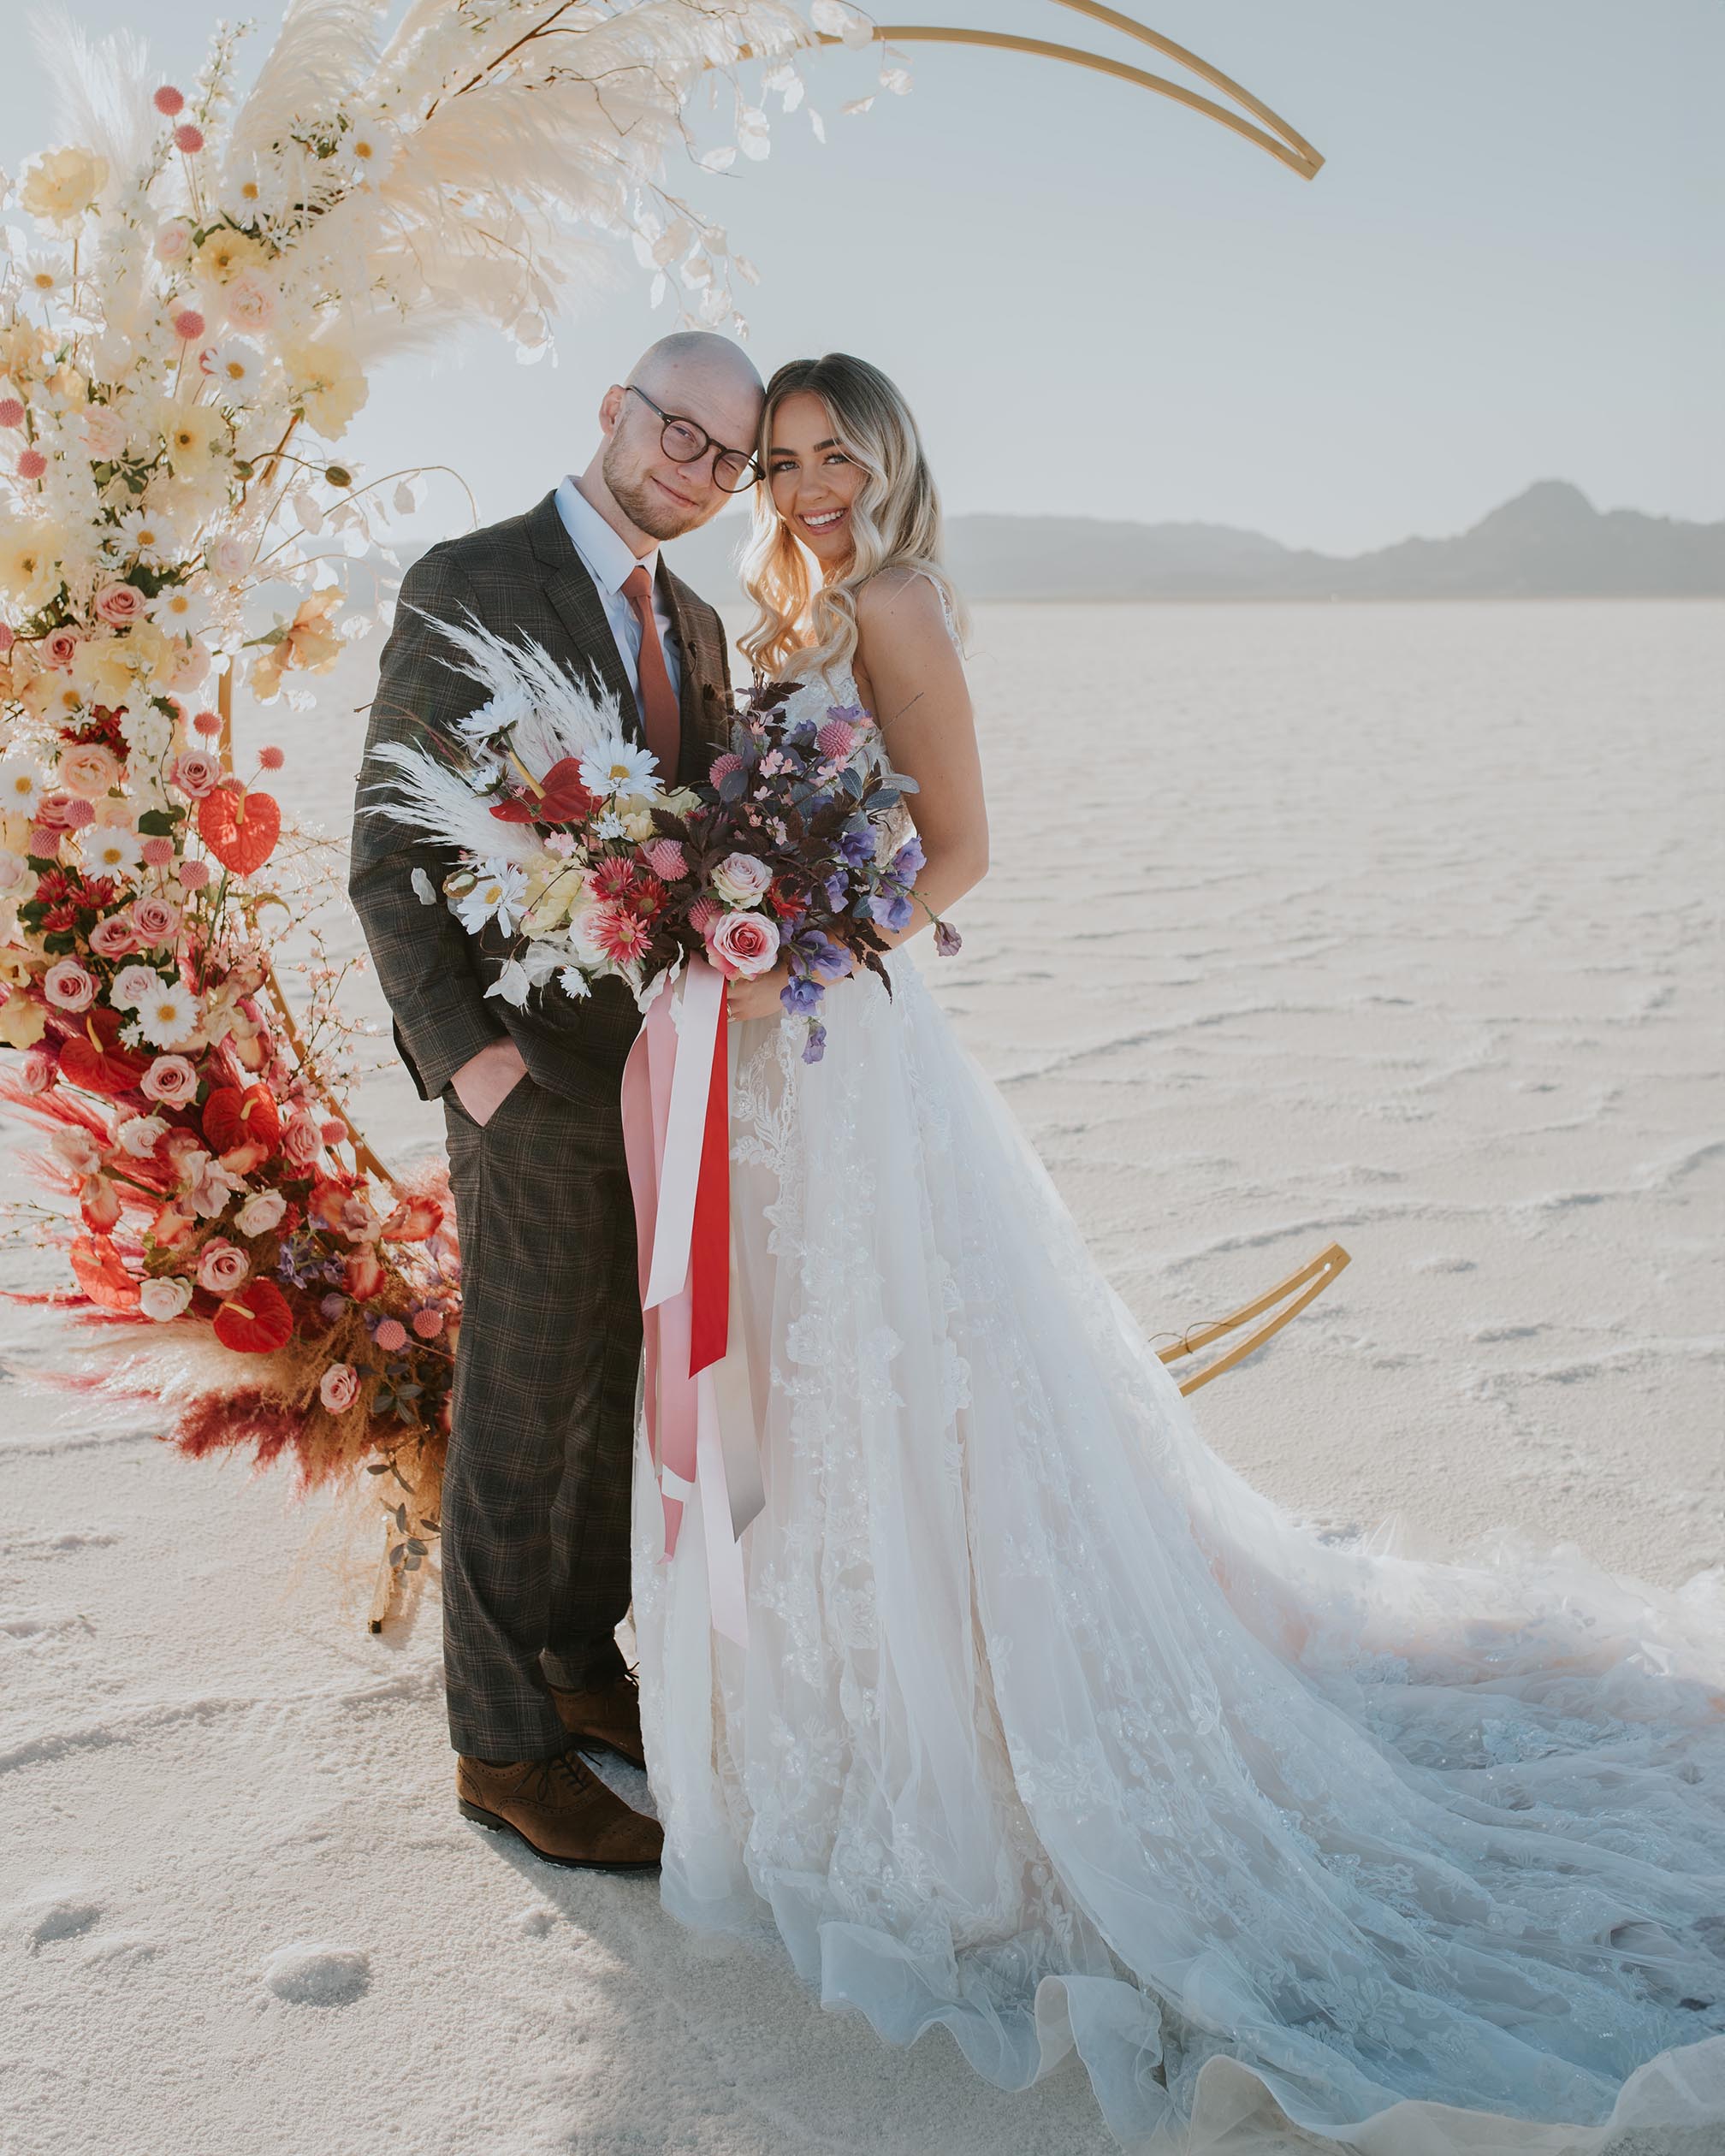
[629,353,1725,2153]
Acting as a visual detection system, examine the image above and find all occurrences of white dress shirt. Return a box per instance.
[553,475,682,719]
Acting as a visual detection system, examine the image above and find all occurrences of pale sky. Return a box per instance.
[3,0,1720,555]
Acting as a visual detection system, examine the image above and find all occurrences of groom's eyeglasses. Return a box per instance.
[626,384,762,495]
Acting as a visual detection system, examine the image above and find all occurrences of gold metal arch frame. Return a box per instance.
[743,2,1324,180]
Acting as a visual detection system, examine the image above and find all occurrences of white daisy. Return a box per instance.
[117,506,181,567]
[0,757,44,817]
[75,826,142,880]
[201,339,263,401]
[453,862,527,937]
[148,583,212,637]
[21,254,63,299]
[136,981,201,1050]
[578,737,659,799]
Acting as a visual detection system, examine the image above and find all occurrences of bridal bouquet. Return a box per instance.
[371,630,957,1062]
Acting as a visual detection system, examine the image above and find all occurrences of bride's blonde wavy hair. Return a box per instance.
[739,352,966,684]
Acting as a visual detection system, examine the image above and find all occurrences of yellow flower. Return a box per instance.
[19,145,109,228]
[0,992,49,1050]
[282,337,369,441]
[70,634,138,706]
[0,530,59,607]
[193,227,268,287]
[158,400,229,477]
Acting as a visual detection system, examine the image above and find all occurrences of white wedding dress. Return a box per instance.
[630,640,1725,2154]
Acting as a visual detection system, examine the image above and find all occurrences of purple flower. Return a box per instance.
[801,1022,827,1064]
[934,918,963,957]
[797,930,852,984]
[869,889,915,934]
[823,869,849,910]
[780,973,825,1016]
[837,825,874,868]
[319,1290,348,1321]
[891,834,926,880]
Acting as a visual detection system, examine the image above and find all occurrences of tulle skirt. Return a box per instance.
[631,951,1725,2153]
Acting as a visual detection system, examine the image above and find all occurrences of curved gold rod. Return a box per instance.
[738,22,1321,181]
[1038,0,1322,175]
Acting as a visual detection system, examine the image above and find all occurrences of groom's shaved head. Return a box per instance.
[590,331,765,547]
[628,330,763,406]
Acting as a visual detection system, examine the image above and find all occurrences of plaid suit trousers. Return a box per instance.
[439,1075,643,1761]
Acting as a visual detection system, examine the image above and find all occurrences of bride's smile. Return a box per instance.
[766,388,866,566]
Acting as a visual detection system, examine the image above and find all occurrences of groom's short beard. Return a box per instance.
[602,439,706,542]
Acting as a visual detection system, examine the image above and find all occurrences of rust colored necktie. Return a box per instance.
[621,564,682,787]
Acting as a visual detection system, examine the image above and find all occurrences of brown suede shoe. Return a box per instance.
[548,1667,646,1769]
[456,1745,661,1869]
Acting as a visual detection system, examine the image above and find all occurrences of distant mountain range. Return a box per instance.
[662,482,1723,602]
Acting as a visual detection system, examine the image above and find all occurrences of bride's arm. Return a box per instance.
[852,570,989,951]
[725,571,987,1019]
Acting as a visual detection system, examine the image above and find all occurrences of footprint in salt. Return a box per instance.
[261,1942,372,2005]
[11,1886,104,1951]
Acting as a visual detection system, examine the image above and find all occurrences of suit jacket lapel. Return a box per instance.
[526,490,640,743]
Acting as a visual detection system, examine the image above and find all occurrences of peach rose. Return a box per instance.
[88,913,138,959]
[282,1112,324,1168]
[43,957,96,1011]
[94,581,145,627]
[139,1274,193,1321]
[171,749,221,798]
[234,1189,286,1236]
[141,1052,199,1105]
[43,626,82,671]
[710,852,773,908]
[128,893,181,944]
[704,909,781,980]
[318,1361,359,1413]
[58,742,122,798]
[195,1237,250,1294]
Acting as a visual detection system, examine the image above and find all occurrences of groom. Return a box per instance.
[349,332,762,1866]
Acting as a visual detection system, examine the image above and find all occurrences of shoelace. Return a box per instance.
[518,1748,594,1804]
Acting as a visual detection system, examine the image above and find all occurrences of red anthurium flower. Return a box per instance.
[197,784,281,875]
[212,1276,293,1353]
[534,757,600,824]
[58,1005,153,1098]
[202,1082,282,1154]
[70,1234,140,1311]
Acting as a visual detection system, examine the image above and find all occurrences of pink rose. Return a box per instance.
[43,958,96,1011]
[171,749,221,799]
[281,1112,323,1168]
[223,272,276,335]
[33,790,80,832]
[79,406,130,461]
[710,852,773,909]
[43,626,82,671]
[129,894,181,944]
[58,742,122,798]
[153,219,193,264]
[88,913,139,959]
[234,1189,286,1236]
[141,1052,199,1105]
[195,1237,250,1293]
[94,582,145,627]
[19,1048,54,1094]
[705,909,781,980]
[139,1275,193,1321]
[319,1361,359,1413]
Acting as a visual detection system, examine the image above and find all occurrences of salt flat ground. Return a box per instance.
[2,601,1720,2156]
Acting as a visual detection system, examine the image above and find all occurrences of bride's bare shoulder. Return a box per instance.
[853,567,961,664]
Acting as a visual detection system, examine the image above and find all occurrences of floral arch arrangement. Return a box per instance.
[0,0,1320,1623]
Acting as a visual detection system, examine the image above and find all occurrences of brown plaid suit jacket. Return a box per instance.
[348,488,735,1111]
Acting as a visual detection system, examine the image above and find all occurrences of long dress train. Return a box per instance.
[630,655,1725,2154]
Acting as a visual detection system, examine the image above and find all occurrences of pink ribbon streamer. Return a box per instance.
[621,959,761,1646]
